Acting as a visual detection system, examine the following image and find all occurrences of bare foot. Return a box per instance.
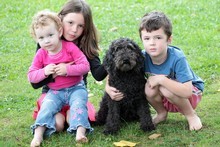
[153,112,167,125]
[186,113,202,131]
[76,126,88,143]
[76,136,88,143]
[30,137,42,147]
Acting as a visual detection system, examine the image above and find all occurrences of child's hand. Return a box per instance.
[147,75,166,88]
[106,84,124,101]
[52,73,58,79]
[67,61,74,65]
[105,75,124,101]
[54,63,67,76]
[44,64,56,76]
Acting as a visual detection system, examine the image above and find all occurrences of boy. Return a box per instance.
[139,11,204,131]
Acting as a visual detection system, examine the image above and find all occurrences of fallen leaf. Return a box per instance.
[113,140,138,147]
[113,142,127,147]
[148,133,161,140]
[120,140,137,146]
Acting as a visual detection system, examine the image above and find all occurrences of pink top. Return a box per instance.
[28,40,90,90]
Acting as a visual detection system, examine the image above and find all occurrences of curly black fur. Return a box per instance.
[95,38,155,135]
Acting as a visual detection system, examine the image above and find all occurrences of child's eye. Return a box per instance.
[48,33,53,37]
[143,37,150,40]
[39,37,43,40]
[157,37,162,39]
[155,36,162,40]
[68,21,73,25]
[78,25,84,28]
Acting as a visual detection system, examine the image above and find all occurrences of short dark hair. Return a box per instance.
[139,11,172,39]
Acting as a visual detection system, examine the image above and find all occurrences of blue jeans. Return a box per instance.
[31,80,93,137]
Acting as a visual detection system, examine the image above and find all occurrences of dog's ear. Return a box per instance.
[103,45,114,73]
[129,39,145,71]
[103,50,110,70]
[127,42,135,51]
[136,47,145,69]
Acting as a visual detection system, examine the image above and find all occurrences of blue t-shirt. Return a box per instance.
[143,45,204,91]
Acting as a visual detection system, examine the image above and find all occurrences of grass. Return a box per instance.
[0,0,220,146]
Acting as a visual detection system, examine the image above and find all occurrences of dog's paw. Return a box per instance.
[103,129,118,135]
[92,120,105,126]
[89,121,102,126]
[141,124,156,132]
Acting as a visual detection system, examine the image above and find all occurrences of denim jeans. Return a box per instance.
[31,80,93,137]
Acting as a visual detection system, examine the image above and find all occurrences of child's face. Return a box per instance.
[35,22,62,54]
[62,12,84,42]
[141,28,172,59]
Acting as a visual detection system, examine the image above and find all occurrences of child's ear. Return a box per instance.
[59,27,63,38]
[167,35,172,44]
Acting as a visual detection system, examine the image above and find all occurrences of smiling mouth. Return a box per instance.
[70,34,76,38]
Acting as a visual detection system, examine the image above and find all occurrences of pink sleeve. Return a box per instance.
[66,44,90,76]
[27,50,47,83]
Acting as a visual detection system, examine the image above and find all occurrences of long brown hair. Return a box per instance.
[59,0,100,59]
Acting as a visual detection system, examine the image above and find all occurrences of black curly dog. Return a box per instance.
[95,38,155,135]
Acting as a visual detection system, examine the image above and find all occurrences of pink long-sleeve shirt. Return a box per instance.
[28,40,90,90]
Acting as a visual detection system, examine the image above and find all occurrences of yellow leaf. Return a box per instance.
[113,142,127,146]
[120,140,137,146]
[113,140,138,147]
[148,133,162,140]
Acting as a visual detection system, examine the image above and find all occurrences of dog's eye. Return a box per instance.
[115,47,122,52]
[128,43,135,50]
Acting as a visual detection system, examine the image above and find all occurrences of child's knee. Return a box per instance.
[55,113,65,132]
[145,86,159,98]
[159,87,175,100]
[56,124,64,132]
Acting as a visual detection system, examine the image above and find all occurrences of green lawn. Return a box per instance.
[0,0,220,146]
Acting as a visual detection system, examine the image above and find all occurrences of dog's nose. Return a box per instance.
[123,59,130,64]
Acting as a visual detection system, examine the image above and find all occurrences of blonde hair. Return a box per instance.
[30,10,62,39]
